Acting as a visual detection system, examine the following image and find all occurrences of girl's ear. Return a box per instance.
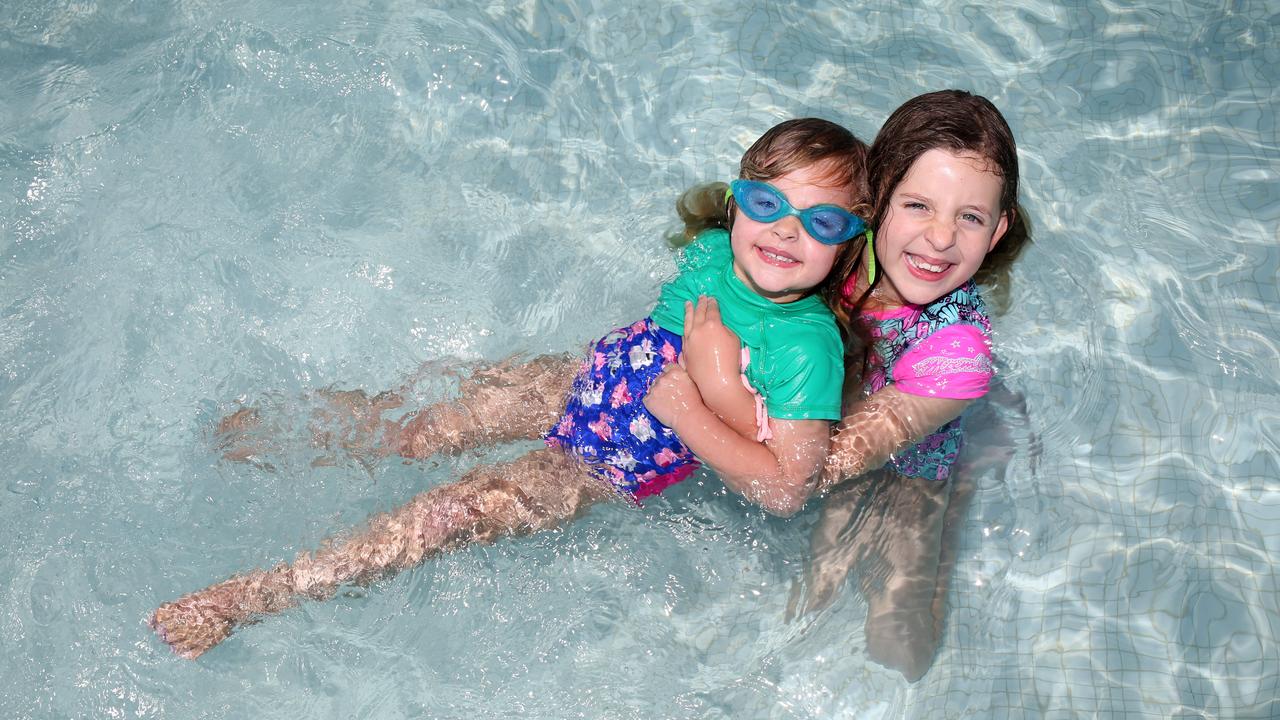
[988,208,1012,251]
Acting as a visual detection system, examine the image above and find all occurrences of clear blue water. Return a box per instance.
[2,0,1277,717]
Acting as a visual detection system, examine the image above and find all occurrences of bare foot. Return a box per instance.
[149,592,238,660]
[863,601,938,682]
[214,407,268,463]
[785,555,852,621]
[214,390,405,469]
[149,567,295,659]
[308,389,404,464]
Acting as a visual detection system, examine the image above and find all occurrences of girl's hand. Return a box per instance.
[680,297,742,394]
[643,361,705,429]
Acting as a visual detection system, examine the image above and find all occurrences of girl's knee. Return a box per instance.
[863,606,940,682]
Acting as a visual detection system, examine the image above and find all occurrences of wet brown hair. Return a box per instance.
[673,118,870,337]
[848,89,1029,318]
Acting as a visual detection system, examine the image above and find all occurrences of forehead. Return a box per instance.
[898,149,1003,207]
[767,161,855,205]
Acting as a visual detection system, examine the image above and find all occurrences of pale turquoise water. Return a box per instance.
[1,1,1277,718]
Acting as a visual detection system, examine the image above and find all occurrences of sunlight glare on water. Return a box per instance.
[0,0,1276,718]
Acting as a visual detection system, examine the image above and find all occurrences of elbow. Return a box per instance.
[754,478,812,518]
[721,461,819,517]
[763,495,805,518]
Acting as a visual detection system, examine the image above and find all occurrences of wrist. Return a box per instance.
[822,446,859,488]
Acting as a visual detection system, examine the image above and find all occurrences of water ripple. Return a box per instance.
[1,0,1278,717]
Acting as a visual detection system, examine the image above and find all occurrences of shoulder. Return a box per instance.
[806,308,844,346]
[918,280,991,336]
[678,228,731,272]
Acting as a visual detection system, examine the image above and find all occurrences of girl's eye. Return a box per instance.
[811,213,840,233]
[904,201,927,211]
[961,212,986,225]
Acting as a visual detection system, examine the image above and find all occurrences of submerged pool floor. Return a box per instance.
[0,0,1277,717]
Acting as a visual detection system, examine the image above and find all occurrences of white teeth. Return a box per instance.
[761,249,797,264]
[907,254,946,273]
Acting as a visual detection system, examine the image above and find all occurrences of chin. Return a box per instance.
[903,283,959,306]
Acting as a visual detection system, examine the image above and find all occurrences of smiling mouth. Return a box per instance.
[905,253,950,277]
[756,246,799,267]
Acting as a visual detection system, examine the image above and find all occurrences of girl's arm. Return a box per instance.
[820,385,970,490]
[677,298,760,440]
[644,362,828,517]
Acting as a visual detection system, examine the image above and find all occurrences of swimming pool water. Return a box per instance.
[1,0,1277,717]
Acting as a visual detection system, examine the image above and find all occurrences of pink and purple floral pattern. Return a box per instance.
[545,318,699,499]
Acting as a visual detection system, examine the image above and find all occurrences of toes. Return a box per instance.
[217,407,261,437]
[149,603,231,660]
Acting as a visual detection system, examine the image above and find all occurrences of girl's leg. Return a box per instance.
[150,448,612,659]
[856,474,951,683]
[214,389,407,466]
[785,476,873,621]
[394,354,579,459]
[786,469,954,682]
[925,470,974,654]
[215,354,579,464]
[216,389,407,466]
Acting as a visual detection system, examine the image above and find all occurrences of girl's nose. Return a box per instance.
[772,214,803,241]
[924,218,957,250]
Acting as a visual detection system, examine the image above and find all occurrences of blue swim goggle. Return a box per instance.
[728,179,866,245]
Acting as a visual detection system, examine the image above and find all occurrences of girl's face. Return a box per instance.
[872,148,1009,307]
[730,163,853,304]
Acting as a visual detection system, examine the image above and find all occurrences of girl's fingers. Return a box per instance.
[684,300,695,329]
[704,297,721,325]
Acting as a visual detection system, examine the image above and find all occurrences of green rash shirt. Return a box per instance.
[650,228,844,421]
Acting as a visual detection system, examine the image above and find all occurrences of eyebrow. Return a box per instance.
[897,191,993,217]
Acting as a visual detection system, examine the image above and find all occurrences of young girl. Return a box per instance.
[774,89,1028,682]
[149,118,871,659]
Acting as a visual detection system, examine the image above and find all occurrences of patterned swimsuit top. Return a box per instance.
[861,280,994,481]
